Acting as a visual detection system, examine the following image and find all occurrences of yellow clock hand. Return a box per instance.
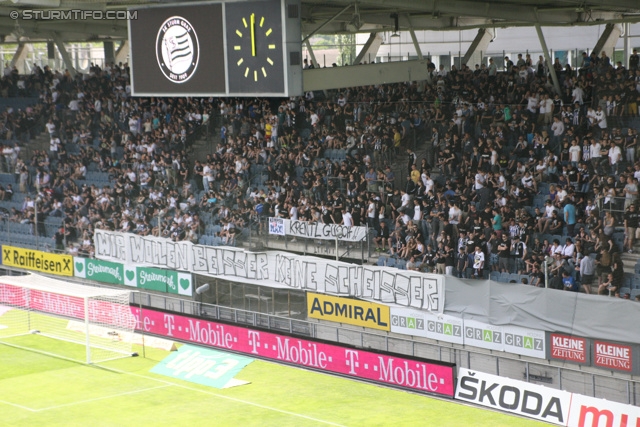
[250,13,256,57]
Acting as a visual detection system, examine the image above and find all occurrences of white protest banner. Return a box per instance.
[268,218,368,242]
[94,229,444,313]
[390,308,464,345]
[455,368,571,426]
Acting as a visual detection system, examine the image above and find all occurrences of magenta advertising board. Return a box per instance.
[130,307,455,397]
[0,281,455,396]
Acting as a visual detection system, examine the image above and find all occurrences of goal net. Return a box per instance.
[0,273,137,364]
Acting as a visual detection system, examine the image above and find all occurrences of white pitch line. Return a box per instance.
[0,399,38,412]
[34,385,171,412]
[124,370,347,427]
[1,364,346,426]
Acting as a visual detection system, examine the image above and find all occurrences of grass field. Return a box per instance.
[0,310,546,427]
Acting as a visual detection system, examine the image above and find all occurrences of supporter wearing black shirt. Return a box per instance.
[498,234,511,272]
[444,244,456,275]
[548,211,565,235]
[624,204,640,253]
[351,196,364,226]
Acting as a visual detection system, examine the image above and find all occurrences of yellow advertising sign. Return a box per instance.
[307,292,390,331]
[2,245,73,276]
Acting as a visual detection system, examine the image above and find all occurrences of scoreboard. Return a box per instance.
[128,0,302,96]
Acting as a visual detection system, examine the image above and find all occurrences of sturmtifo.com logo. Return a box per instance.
[156,16,200,83]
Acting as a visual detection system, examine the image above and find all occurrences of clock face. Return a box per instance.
[226,1,285,94]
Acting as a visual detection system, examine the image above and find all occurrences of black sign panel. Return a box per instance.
[225,1,285,94]
[129,4,225,95]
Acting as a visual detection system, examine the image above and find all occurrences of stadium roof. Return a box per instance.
[0,0,639,43]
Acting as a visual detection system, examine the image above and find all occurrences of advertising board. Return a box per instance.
[547,333,589,365]
[593,340,633,372]
[2,245,73,276]
[456,368,640,427]
[456,368,571,425]
[307,292,390,331]
[131,307,456,397]
[390,308,464,345]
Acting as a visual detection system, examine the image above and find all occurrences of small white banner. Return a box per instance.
[268,218,367,242]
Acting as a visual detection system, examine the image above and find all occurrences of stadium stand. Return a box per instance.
[0,55,639,300]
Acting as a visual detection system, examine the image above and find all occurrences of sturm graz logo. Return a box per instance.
[155,16,199,83]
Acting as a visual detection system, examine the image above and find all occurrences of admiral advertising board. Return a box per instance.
[307,292,390,331]
[456,368,640,427]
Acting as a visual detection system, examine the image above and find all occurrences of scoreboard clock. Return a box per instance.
[128,0,302,97]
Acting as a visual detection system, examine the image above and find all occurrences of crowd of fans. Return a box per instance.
[0,48,639,299]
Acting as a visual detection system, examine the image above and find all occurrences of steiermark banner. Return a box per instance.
[74,257,192,296]
[136,266,192,296]
[74,257,125,285]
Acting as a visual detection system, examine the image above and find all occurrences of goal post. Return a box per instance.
[0,273,137,364]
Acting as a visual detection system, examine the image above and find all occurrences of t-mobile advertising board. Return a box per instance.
[131,307,456,397]
[456,368,640,427]
[1,280,455,396]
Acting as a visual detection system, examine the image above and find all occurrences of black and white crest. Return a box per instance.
[155,16,200,84]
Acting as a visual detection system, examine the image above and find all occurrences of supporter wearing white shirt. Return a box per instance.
[424,175,434,194]
[569,140,581,165]
[562,239,575,260]
[448,204,462,224]
[400,190,411,210]
[310,111,319,126]
[609,141,622,173]
[586,107,597,126]
[556,187,567,204]
[413,202,422,221]
[289,204,298,220]
[572,86,584,104]
[45,119,56,135]
[527,94,538,114]
[521,171,535,190]
[342,210,353,226]
[551,117,564,136]
[474,172,485,190]
[595,107,607,129]
[128,116,138,135]
[589,140,601,160]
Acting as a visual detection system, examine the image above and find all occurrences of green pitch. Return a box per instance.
[0,313,545,427]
